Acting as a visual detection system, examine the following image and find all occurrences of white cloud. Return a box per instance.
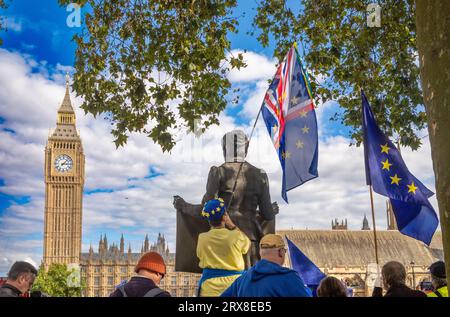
[0,48,439,275]
[239,80,270,119]
[227,50,277,83]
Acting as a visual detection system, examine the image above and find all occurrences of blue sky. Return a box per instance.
[0,1,438,275]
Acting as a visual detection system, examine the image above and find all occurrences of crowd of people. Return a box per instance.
[1,199,448,298]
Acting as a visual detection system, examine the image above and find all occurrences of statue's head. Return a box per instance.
[222,130,249,163]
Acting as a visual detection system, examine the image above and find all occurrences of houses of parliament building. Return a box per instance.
[43,78,443,297]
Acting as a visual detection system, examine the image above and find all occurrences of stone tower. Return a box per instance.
[331,218,347,230]
[386,200,398,230]
[362,214,370,230]
[43,75,85,268]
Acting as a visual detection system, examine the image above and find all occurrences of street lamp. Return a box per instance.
[410,261,416,289]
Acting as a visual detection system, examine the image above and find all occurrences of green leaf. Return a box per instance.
[60,0,239,151]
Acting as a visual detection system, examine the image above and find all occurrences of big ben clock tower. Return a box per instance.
[43,75,85,268]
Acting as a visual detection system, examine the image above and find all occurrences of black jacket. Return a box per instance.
[372,284,427,297]
[0,284,22,297]
[109,276,171,297]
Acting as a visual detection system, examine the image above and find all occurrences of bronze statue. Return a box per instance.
[173,130,278,273]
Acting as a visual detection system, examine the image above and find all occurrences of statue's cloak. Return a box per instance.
[175,205,208,273]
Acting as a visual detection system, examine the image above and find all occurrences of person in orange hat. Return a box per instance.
[110,251,171,297]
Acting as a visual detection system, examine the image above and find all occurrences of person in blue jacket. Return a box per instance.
[221,234,312,297]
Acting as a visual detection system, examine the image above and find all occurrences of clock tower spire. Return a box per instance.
[57,73,76,125]
[43,75,85,269]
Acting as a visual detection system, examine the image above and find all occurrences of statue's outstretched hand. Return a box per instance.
[223,212,237,230]
[271,202,279,215]
[173,195,186,212]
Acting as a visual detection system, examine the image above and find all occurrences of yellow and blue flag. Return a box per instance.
[261,44,318,202]
[362,90,438,245]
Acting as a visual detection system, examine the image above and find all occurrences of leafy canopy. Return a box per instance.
[253,0,425,149]
[60,0,425,150]
[59,0,244,151]
[0,0,8,46]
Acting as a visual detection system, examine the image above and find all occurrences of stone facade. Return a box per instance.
[80,233,201,297]
[43,80,200,297]
[43,76,84,269]
[331,218,347,230]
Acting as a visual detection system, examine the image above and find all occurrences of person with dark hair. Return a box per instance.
[372,261,426,297]
[317,276,348,297]
[110,251,170,297]
[196,198,250,296]
[427,261,448,297]
[0,261,37,297]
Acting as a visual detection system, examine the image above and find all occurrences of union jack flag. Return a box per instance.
[261,44,318,202]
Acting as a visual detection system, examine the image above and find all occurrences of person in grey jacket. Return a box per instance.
[0,261,37,297]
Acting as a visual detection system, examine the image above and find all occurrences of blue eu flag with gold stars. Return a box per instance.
[362,90,438,245]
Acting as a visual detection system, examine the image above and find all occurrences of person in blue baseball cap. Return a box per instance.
[196,198,250,296]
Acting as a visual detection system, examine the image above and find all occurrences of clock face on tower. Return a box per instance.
[54,154,73,172]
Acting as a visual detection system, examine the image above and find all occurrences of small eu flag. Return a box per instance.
[286,237,326,290]
[362,90,438,245]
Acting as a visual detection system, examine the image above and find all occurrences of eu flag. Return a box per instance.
[286,237,326,295]
[261,45,318,202]
[362,90,438,245]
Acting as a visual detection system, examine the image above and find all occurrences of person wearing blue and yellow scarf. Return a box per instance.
[196,198,250,297]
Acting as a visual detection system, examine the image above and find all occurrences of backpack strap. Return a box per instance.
[118,285,128,297]
[143,287,165,297]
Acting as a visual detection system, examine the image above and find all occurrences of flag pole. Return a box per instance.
[360,85,380,265]
[369,185,380,265]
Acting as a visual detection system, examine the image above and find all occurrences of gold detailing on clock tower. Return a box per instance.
[43,76,85,269]
[57,74,76,125]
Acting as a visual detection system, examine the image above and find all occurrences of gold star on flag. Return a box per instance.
[380,143,391,154]
[282,151,291,159]
[381,159,392,171]
[291,96,300,105]
[296,140,304,149]
[407,182,418,194]
[390,174,402,185]
[299,110,308,117]
[272,124,278,133]
[302,125,310,133]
